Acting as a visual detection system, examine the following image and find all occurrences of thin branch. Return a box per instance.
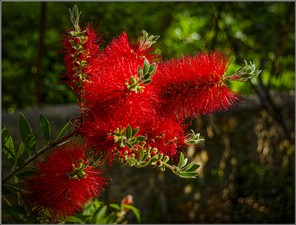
[2,131,75,184]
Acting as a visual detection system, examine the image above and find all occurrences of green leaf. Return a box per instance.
[136,159,151,168]
[122,204,141,223]
[2,205,27,216]
[136,136,147,143]
[125,124,132,140]
[19,113,36,155]
[39,114,51,142]
[148,63,156,75]
[2,183,23,195]
[105,212,118,224]
[132,127,139,136]
[143,59,150,74]
[177,152,186,168]
[15,170,35,179]
[56,122,70,140]
[65,216,84,224]
[182,161,200,172]
[186,163,200,172]
[142,79,152,85]
[16,142,25,160]
[2,126,16,166]
[143,72,151,80]
[127,158,137,166]
[137,66,144,79]
[179,171,199,179]
[95,205,108,224]
[126,142,133,149]
[109,203,121,210]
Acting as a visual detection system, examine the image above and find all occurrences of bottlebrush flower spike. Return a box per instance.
[153,51,240,120]
[77,109,147,162]
[62,6,102,101]
[143,117,187,159]
[103,31,159,63]
[82,55,160,120]
[22,141,107,222]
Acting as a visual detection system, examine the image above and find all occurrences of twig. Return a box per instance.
[2,131,75,184]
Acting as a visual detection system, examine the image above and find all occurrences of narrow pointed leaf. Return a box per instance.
[2,126,16,166]
[15,170,36,179]
[122,204,141,223]
[136,136,147,142]
[186,163,200,172]
[125,125,132,140]
[141,79,152,85]
[179,171,199,178]
[39,114,51,142]
[177,152,185,168]
[65,216,84,224]
[143,59,150,74]
[182,161,200,172]
[19,113,36,155]
[56,122,71,140]
[95,205,108,224]
[132,127,139,136]
[143,73,151,80]
[16,142,25,160]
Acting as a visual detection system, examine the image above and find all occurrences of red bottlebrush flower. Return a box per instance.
[22,142,107,221]
[143,117,187,159]
[77,109,145,161]
[153,51,240,120]
[61,25,102,98]
[82,55,160,121]
[104,31,159,63]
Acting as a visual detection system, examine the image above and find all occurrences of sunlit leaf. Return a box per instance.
[2,126,16,166]
[95,205,108,224]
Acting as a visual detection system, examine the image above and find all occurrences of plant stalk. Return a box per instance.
[2,131,75,184]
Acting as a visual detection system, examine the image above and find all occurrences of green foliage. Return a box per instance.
[2,113,142,224]
[173,152,200,179]
[113,125,147,149]
[77,199,141,224]
[2,126,16,167]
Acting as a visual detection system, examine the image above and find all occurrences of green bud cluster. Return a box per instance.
[113,125,147,149]
[170,152,200,179]
[120,147,170,172]
[113,125,201,179]
[185,130,204,145]
[68,159,88,180]
[223,60,262,82]
[126,59,157,93]
[68,6,89,89]
[139,30,159,51]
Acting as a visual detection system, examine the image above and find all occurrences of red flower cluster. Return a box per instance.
[153,52,240,120]
[62,25,240,161]
[22,142,107,221]
[62,24,102,101]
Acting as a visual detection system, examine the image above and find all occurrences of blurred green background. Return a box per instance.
[2,2,295,224]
